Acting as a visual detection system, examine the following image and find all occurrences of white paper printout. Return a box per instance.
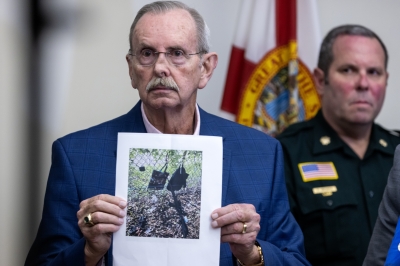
[113,133,223,265]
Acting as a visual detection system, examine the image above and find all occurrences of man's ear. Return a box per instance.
[126,53,137,89]
[385,71,389,87]
[198,52,218,89]
[313,68,326,96]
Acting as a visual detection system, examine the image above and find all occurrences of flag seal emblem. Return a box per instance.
[298,162,338,182]
[236,43,320,136]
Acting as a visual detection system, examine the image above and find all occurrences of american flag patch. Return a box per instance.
[298,162,338,182]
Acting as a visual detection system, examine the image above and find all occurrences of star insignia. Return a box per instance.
[320,136,331,146]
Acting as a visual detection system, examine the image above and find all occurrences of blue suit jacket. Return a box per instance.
[26,102,309,265]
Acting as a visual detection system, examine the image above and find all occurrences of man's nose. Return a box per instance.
[153,52,170,77]
[357,73,369,91]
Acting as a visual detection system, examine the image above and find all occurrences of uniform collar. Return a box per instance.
[311,110,344,155]
[311,110,395,158]
[366,123,397,157]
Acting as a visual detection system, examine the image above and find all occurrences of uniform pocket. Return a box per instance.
[296,189,360,259]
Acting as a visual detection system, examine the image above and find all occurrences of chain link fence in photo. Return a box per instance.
[126,148,202,239]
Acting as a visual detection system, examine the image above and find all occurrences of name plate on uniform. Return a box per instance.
[312,186,337,196]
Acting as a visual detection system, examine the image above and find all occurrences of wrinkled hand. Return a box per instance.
[77,194,127,266]
[211,204,261,264]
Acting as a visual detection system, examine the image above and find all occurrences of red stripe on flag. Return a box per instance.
[221,46,256,114]
[276,0,297,45]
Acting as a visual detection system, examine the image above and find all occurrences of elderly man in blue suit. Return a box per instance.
[25,1,308,265]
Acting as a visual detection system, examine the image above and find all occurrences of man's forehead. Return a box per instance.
[132,9,197,46]
[331,35,386,65]
[332,35,384,57]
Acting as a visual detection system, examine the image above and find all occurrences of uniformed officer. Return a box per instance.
[277,24,400,266]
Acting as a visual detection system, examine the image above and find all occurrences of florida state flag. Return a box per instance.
[221,0,321,136]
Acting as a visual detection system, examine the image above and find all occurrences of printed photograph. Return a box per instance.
[126,148,202,239]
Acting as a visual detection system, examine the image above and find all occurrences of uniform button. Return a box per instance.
[326,200,333,206]
[369,191,374,198]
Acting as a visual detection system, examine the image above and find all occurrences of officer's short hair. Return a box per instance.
[317,24,388,78]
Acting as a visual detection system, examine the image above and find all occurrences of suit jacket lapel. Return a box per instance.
[113,101,147,157]
[121,101,147,133]
[199,107,230,206]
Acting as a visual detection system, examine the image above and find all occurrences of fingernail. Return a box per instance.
[119,210,126,217]
[211,220,218,228]
[120,201,127,208]
[118,218,124,224]
[211,213,218,219]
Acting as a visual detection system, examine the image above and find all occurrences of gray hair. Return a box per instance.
[129,1,210,54]
[317,24,388,78]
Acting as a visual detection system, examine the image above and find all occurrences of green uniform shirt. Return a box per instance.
[277,110,400,266]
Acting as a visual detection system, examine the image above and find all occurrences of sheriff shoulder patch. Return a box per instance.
[298,162,338,182]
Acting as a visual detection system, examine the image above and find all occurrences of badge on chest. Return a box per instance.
[312,186,337,196]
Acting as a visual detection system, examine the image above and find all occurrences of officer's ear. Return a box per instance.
[313,68,326,97]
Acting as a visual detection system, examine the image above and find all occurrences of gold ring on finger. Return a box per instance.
[84,213,95,227]
[242,222,247,234]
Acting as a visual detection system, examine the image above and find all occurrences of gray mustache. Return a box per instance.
[146,77,180,92]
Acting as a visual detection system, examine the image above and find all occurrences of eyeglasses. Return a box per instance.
[129,48,203,66]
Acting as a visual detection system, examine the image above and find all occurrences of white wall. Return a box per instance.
[0,1,29,265]
[2,0,400,265]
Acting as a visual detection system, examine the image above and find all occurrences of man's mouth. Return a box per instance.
[147,86,178,92]
[350,100,372,107]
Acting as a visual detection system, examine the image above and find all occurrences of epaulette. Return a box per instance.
[277,119,314,139]
[388,130,400,137]
[374,124,400,141]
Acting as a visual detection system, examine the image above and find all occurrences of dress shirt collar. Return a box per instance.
[141,102,200,135]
